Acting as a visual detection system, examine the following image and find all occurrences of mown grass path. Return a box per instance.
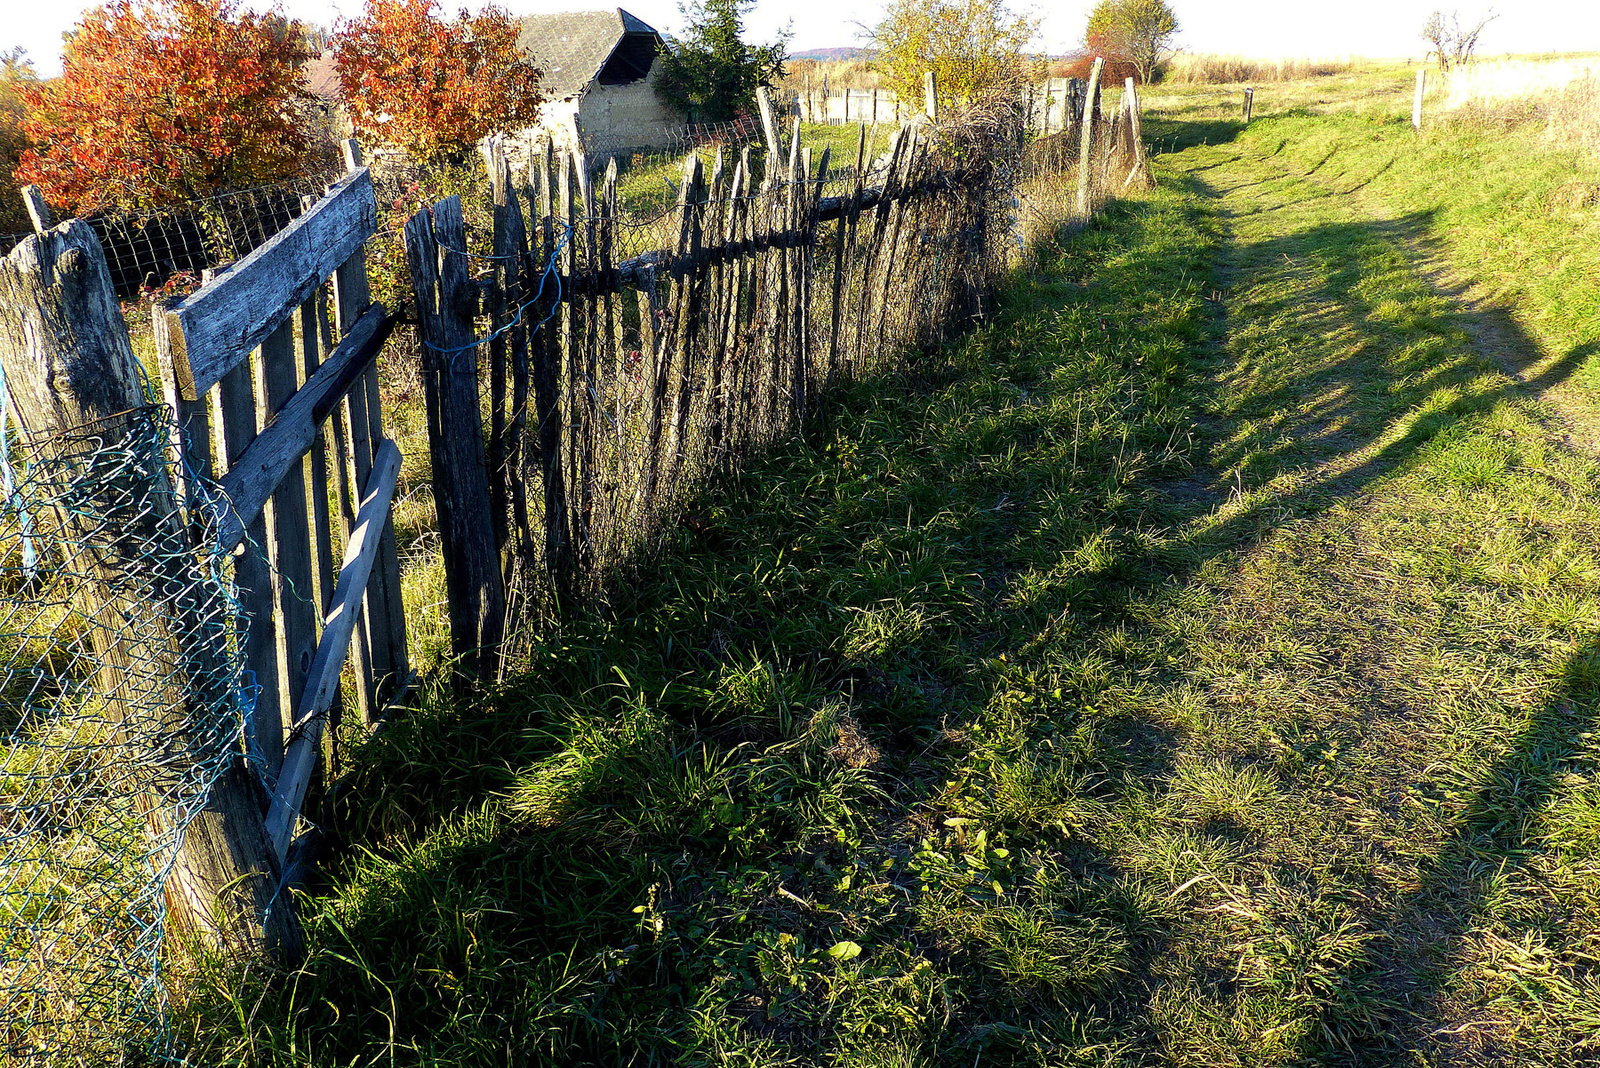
[185,120,1600,1067]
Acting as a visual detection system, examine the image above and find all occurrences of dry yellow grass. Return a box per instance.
[1162,54,1355,85]
[1442,56,1600,155]
[779,59,883,93]
[1442,55,1600,108]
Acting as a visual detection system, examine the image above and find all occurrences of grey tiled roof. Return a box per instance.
[517,8,662,99]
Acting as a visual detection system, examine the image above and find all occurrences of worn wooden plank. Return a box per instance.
[728,148,755,459]
[265,438,401,861]
[257,318,317,770]
[404,196,505,679]
[504,157,534,568]
[756,85,783,171]
[666,153,705,492]
[214,348,285,776]
[213,305,391,554]
[707,151,738,458]
[19,185,52,234]
[489,156,511,556]
[826,126,864,388]
[599,158,621,487]
[298,292,336,619]
[330,285,375,724]
[791,143,813,425]
[300,282,341,774]
[533,141,573,601]
[362,353,408,696]
[578,155,600,574]
[337,137,406,705]
[153,301,215,526]
[558,153,588,576]
[159,169,377,400]
[1124,77,1151,188]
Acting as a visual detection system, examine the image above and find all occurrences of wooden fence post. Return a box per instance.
[1412,69,1426,131]
[1244,86,1255,124]
[1125,77,1152,189]
[756,85,783,171]
[924,70,939,122]
[1076,57,1105,217]
[0,222,299,960]
[404,198,506,681]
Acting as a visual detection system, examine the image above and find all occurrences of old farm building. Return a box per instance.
[300,8,686,161]
[507,8,686,159]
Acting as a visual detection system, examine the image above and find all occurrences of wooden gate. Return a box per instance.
[153,140,409,860]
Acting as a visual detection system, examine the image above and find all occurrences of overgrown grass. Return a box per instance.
[175,71,1600,1066]
[1162,54,1357,85]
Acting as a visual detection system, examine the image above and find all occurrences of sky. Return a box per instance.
[5,0,1599,78]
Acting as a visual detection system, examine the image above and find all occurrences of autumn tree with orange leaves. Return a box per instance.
[17,0,315,212]
[333,0,543,163]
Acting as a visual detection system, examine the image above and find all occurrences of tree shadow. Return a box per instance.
[1310,643,1600,1065]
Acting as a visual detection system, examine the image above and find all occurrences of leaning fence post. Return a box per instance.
[404,198,506,682]
[1243,86,1255,124]
[1412,69,1426,131]
[0,221,299,960]
[1125,76,1152,188]
[1076,56,1105,217]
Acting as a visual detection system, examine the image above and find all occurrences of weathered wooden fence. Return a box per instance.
[0,59,1152,1055]
[405,102,1113,673]
[797,78,1091,136]
[153,140,410,861]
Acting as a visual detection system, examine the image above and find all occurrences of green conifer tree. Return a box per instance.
[655,0,788,123]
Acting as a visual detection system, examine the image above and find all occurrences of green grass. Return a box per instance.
[175,75,1600,1066]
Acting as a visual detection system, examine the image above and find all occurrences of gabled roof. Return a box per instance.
[517,8,663,99]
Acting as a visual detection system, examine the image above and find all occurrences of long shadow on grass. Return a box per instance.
[1310,644,1600,1066]
[1154,166,1600,1062]
[181,154,1599,1065]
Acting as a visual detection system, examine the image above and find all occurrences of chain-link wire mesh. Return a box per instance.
[0,402,258,1063]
